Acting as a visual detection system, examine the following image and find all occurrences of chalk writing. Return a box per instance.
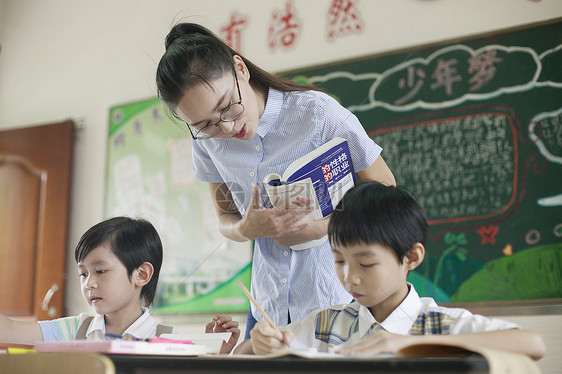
[468,50,503,91]
[534,110,562,154]
[375,113,516,223]
[395,66,426,105]
[430,58,462,96]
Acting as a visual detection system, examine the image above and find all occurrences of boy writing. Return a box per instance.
[235,182,545,360]
[1,216,240,354]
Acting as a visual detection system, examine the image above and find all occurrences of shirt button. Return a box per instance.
[250,171,255,177]
[283,250,289,256]
[256,145,261,151]
[281,278,287,284]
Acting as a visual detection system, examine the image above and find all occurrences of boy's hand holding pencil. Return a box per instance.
[238,282,293,355]
[250,320,294,355]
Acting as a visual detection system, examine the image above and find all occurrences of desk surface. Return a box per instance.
[107,354,489,374]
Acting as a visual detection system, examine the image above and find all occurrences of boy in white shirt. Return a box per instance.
[1,216,240,353]
[235,182,545,360]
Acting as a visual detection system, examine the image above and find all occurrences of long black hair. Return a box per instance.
[156,22,322,114]
[328,182,428,263]
[75,216,163,306]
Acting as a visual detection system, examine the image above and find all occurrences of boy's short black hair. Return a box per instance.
[74,216,163,306]
[328,182,428,263]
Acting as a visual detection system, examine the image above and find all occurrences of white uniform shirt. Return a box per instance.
[38,308,162,341]
[285,284,520,352]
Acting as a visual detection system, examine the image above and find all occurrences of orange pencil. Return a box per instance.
[238,281,278,330]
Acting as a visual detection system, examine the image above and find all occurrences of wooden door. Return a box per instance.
[0,120,74,321]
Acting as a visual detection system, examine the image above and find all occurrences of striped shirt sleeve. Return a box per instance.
[38,315,81,341]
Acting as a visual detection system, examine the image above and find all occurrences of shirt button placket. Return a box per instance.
[251,142,262,179]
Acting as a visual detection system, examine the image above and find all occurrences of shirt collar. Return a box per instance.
[86,307,156,340]
[87,313,107,337]
[380,283,422,335]
[122,307,155,339]
[357,283,422,337]
[256,88,282,138]
[357,303,377,338]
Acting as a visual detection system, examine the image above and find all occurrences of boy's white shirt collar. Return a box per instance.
[86,307,156,340]
[358,282,422,338]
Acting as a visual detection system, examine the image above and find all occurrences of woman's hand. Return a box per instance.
[239,184,313,241]
[205,314,241,354]
[272,217,329,247]
[249,320,293,355]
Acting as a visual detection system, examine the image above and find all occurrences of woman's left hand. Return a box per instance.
[272,217,328,247]
[205,314,241,354]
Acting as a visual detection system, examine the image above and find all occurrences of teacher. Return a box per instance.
[156,22,396,338]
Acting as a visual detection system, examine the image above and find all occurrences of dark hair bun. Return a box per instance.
[164,33,181,49]
[164,23,216,50]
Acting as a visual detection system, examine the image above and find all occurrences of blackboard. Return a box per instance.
[284,18,562,308]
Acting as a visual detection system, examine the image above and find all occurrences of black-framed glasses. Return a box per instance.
[186,70,245,140]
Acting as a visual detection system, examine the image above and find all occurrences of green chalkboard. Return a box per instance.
[285,19,562,307]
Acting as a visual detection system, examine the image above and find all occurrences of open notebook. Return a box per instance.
[230,342,540,374]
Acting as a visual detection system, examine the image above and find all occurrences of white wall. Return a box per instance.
[0,1,561,372]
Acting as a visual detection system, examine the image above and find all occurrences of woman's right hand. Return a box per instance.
[239,183,312,241]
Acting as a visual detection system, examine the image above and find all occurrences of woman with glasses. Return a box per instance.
[156,22,396,338]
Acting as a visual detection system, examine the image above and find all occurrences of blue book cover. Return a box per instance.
[285,138,355,217]
[263,137,355,249]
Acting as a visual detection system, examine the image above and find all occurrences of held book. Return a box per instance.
[34,339,209,356]
[263,137,355,250]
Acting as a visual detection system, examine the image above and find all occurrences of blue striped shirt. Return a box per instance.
[192,88,382,326]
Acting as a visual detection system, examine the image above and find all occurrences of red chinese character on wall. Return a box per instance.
[220,12,247,52]
[326,0,364,42]
[268,0,301,51]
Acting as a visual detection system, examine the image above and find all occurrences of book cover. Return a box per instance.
[34,339,208,356]
[263,137,355,250]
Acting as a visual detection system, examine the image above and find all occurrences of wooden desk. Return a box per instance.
[0,352,115,374]
[0,351,490,374]
[106,353,489,374]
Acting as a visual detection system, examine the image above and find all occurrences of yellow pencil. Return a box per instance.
[7,347,35,354]
[238,281,278,330]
